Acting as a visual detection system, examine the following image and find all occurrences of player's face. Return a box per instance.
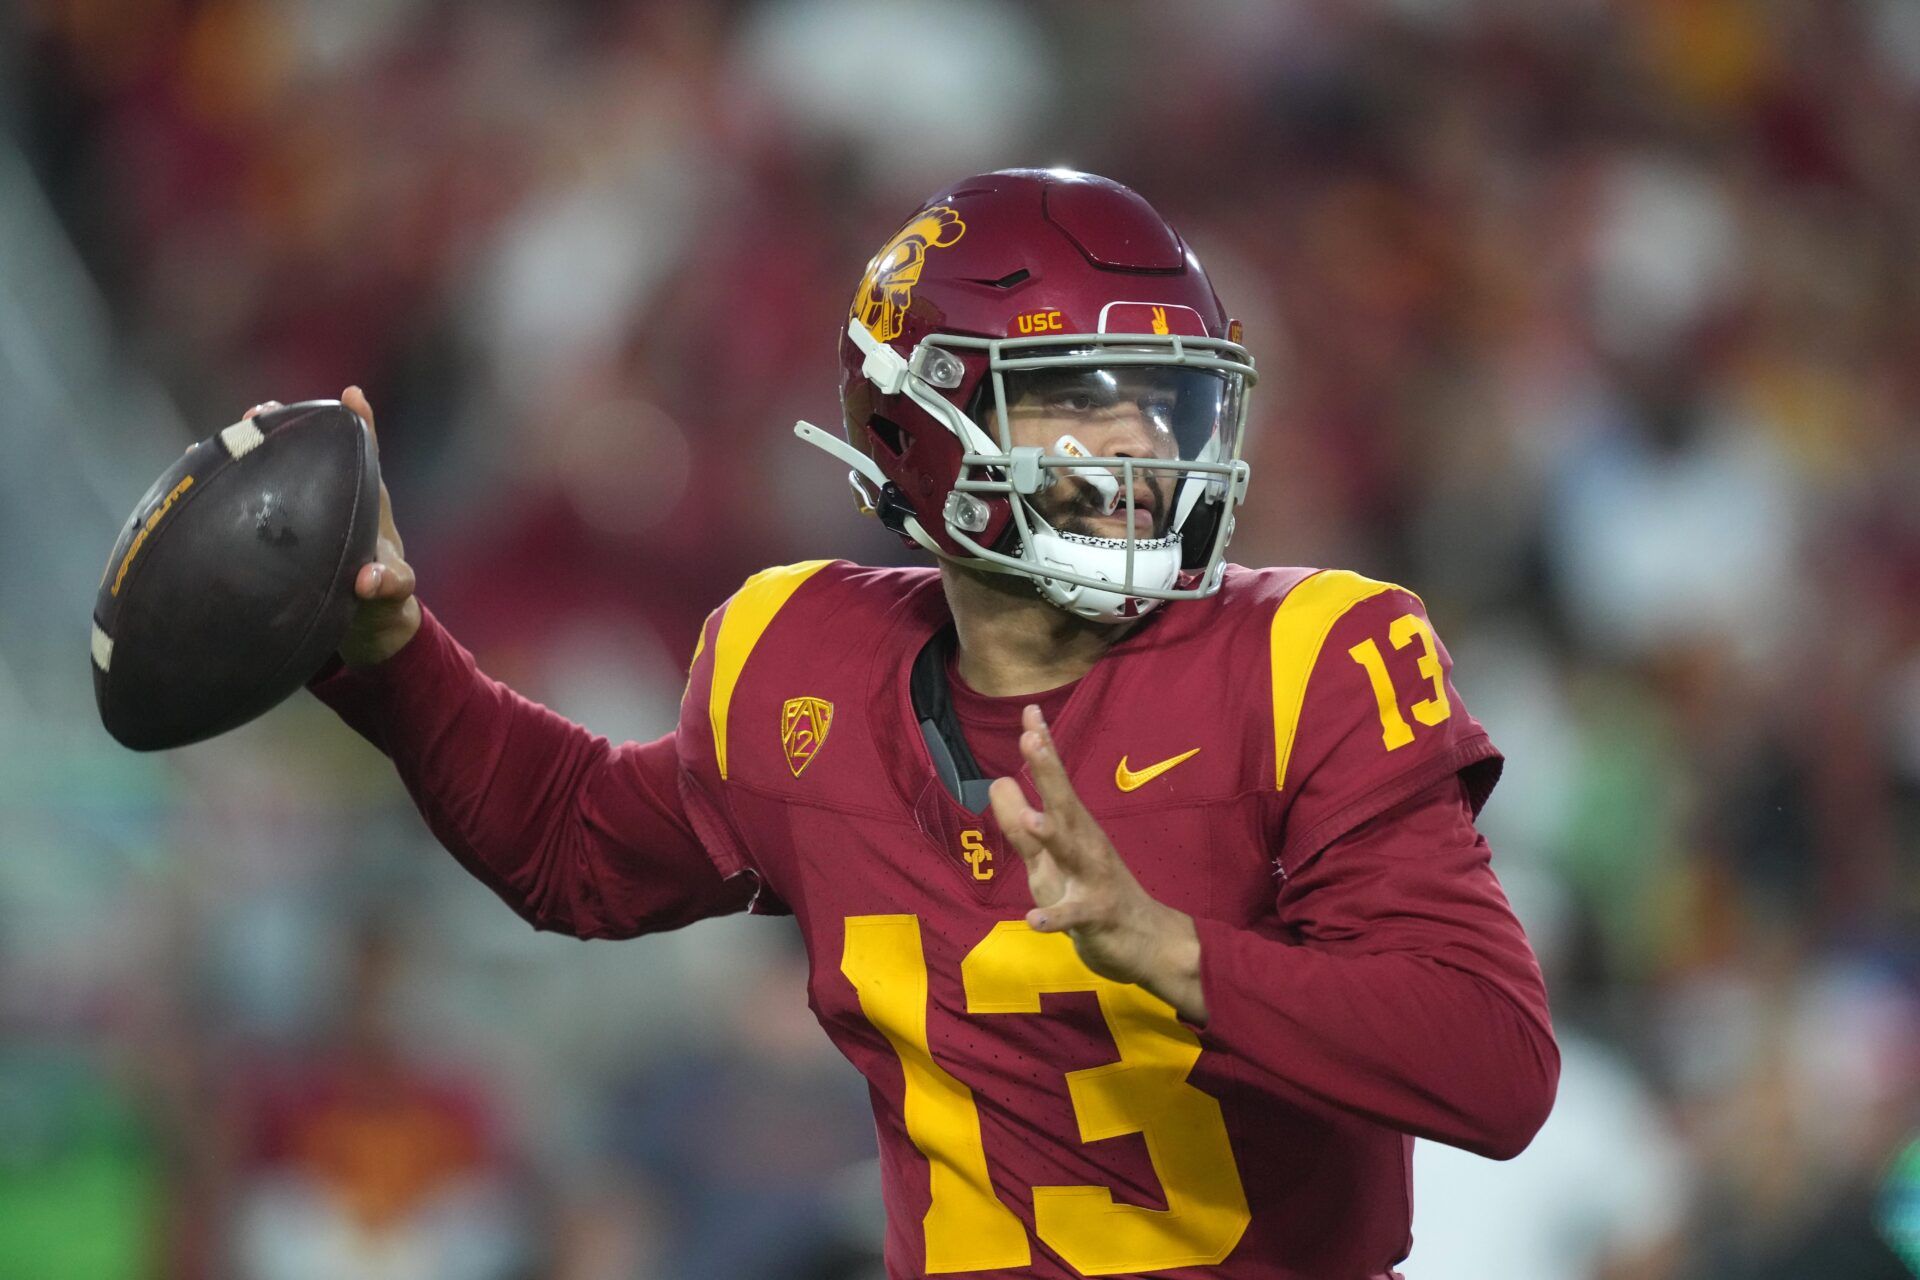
[1002,368,1183,540]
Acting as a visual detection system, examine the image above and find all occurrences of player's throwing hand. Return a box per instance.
[988,705,1208,1025]
[243,386,419,667]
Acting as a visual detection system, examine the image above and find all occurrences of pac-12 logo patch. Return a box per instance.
[852,206,966,342]
[780,696,834,777]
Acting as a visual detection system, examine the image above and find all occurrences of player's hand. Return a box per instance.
[243,387,420,667]
[988,706,1207,1025]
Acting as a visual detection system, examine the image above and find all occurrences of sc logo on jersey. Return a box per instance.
[959,829,993,880]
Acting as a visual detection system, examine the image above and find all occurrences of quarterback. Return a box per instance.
[293,170,1556,1278]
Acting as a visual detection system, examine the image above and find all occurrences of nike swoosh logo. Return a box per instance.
[1115,748,1201,792]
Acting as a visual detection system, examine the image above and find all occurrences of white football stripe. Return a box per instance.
[219,419,266,460]
[91,622,114,672]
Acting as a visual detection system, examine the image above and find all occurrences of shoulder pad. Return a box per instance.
[703,560,837,780]
[1266,569,1501,868]
[1266,569,1404,791]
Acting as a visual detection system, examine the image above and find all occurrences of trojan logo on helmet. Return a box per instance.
[852,206,968,343]
[797,168,1258,625]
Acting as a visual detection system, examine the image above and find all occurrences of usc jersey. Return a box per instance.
[671,561,1532,1279]
[313,559,1552,1280]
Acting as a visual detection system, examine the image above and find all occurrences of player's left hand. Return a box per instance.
[988,706,1207,1025]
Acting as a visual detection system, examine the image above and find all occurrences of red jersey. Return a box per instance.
[312,561,1556,1280]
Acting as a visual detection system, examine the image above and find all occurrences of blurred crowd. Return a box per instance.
[4,0,1920,1276]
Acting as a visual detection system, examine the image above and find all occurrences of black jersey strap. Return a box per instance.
[911,627,996,814]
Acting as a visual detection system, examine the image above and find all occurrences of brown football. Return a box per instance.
[91,400,380,750]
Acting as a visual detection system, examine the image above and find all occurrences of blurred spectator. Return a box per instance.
[1411,1029,1688,1280]
[604,930,878,1279]
[1410,870,1689,1279]
[225,929,532,1280]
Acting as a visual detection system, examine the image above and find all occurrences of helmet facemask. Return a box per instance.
[938,331,1254,622]
[799,321,1254,624]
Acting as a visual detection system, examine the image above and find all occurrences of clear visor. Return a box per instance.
[981,351,1248,540]
[995,362,1242,464]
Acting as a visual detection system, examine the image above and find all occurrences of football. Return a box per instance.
[91,400,380,751]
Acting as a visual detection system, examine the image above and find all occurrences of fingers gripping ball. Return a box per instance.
[91,400,381,750]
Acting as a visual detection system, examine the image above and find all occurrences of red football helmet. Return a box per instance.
[795,168,1256,622]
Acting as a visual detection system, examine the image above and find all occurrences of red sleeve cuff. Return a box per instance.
[305,606,458,751]
[1186,913,1285,1040]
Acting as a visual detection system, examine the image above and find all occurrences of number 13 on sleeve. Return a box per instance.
[1349,611,1450,751]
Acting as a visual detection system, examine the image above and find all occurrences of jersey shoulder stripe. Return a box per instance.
[709,560,835,778]
[1268,568,1411,791]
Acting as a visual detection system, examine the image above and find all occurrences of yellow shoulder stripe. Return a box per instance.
[1270,569,1396,790]
[710,560,834,779]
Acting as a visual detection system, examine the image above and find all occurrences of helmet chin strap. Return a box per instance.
[1024,508,1181,623]
[1028,436,1182,620]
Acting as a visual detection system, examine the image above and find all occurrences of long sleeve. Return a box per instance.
[309,606,753,938]
[1195,776,1558,1160]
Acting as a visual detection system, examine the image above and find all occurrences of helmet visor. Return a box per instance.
[995,362,1241,464]
[985,355,1247,540]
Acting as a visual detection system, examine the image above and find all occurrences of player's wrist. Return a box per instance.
[1141,904,1206,1026]
[341,598,423,669]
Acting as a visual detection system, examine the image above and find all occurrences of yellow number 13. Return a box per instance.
[842,916,1251,1275]
[1348,611,1450,751]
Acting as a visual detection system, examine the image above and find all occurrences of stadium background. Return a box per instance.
[3,0,1919,1276]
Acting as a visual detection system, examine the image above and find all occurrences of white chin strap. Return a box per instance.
[1028,523,1182,623]
[1034,432,1177,621]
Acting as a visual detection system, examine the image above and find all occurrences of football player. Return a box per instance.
[292,169,1556,1278]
